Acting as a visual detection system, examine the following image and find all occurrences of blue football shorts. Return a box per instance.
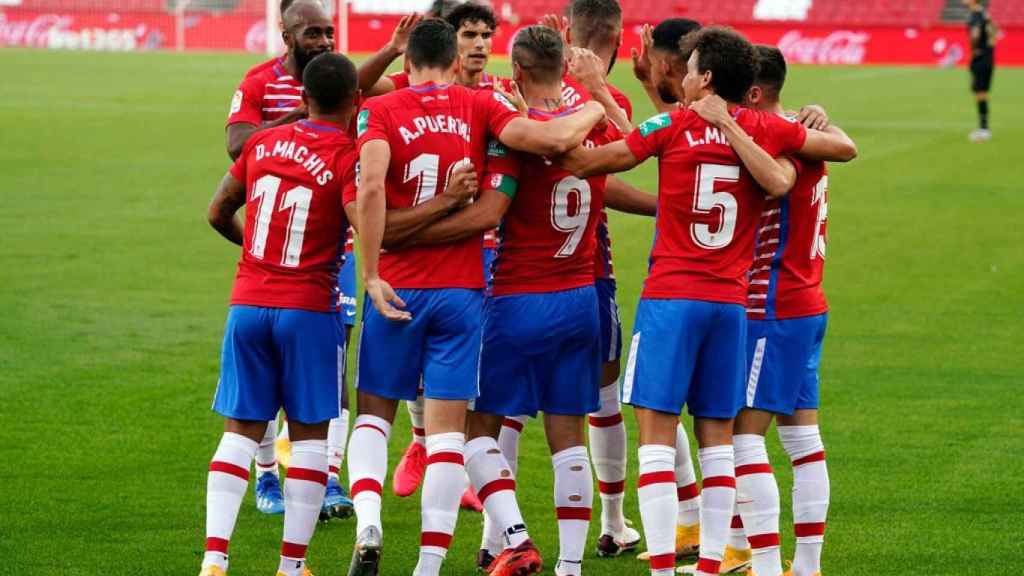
[595,278,622,364]
[621,298,746,419]
[357,288,483,402]
[213,305,343,424]
[744,313,827,415]
[474,285,601,417]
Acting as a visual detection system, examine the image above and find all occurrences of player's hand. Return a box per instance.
[366,277,411,322]
[796,104,830,131]
[495,81,528,116]
[442,162,479,205]
[569,47,607,94]
[631,24,654,84]
[388,13,422,54]
[539,13,570,45]
[688,94,730,127]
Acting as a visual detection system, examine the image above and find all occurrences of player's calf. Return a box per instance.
[551,443,592,575]
[202,428,261,575]
[279,430,329,576]
[777,422,828,576]
[589,380,631,545]
[416,431,467,576]
[734,432,782,576]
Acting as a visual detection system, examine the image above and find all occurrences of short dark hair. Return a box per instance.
[426,0,459,18]
[302,52,357,113]
[407,18,458,70]
[511,25,564,85]
[569,0,622,48]
[680,26,757,103]
[280,0,295,15]
[445,2,497,32]
[652,18,701,54]
[753,45,787,101]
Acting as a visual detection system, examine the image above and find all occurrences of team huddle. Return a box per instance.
[201,1,858,576]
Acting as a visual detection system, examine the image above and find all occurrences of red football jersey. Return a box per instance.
[388,70,512,92]
[229,120,356,312]
[483,106,621,296]
[560,76,633,281]
[625,108,807,304]
[356,82,520,289]
[243,56,281,79]
[388,71,510,251]
[227,59,302,126]
[560,76,633,122]
[747,157,828,320]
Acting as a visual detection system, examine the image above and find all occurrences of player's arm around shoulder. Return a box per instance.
[559,139,641,179]
[379,163,480,249]
[690,95,796,198]
[800,124,857,163]
[411,187,512,246]
[499,100,607,157]
[788,103,857,162]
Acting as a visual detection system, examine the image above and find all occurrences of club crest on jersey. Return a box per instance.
[356,109,369,137]
[493,91,518,112]
[638,113,671,137]
[230,90,243,115]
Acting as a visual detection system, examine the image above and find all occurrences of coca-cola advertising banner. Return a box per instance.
[2,9,1022,66]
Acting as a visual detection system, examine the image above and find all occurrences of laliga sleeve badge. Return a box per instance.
[230,90,243,115]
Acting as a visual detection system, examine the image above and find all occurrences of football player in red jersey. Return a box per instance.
[356,4,513,506]
[239,0,300,81]
[714,46,849,576]
[358,2,509,96]
[398,26,621,576]
[346,18,606,576]
[222,0,356,520]
[632,19,701,114]
[629,17,712,563]
[199,53,359,576]
[483,1,677,559]
[561,27,855,576]
[226,1,333,160]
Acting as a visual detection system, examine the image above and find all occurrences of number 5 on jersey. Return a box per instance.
[692,163,739,250]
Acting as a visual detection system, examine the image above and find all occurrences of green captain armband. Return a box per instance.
[488,173,518,199]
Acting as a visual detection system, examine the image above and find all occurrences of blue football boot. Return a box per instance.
[321,476,354,520]
[255,471,285,515]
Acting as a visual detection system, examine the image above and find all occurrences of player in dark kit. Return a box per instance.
[200,52,360,576]
[963,0,997,141]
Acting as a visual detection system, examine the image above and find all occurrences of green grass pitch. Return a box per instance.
[1,48,1022,575]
